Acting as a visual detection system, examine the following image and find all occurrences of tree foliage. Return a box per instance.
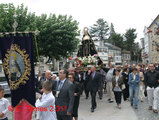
[38,14,80,61]
[0,3,36,32]
[107,33,124,49]
[0,3,80,66]
[110,23,115,35]
[124,28,137,60]
[124,28,137,50]
[131,42,142,63]
[90,18,109,40]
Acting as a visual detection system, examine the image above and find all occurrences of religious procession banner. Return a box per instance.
[0,33,35,119]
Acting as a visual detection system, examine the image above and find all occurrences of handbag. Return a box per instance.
[122,84,126,90]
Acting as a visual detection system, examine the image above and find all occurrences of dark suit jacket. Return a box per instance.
[50,79,57,96]
[122,72,129,87]
[55,79,75,115]
[37,77,57,95]
[86,71,102,92]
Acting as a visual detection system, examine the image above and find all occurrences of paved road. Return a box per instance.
[133,98,159,120]
[6,93,159,120]
[78,94,137,120]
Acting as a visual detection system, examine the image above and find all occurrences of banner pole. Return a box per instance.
[34,31,41,73]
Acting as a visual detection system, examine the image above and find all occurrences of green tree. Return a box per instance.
[0,3,80,69]
[0,3,37,32]
[37,14,80,69]
[0,3,15,32]
[0,3,38,62]
[124,28,137,60]
[107,33,124,49]
[132,42,142,63]
[90,18,109,40]
[110,23,115,35]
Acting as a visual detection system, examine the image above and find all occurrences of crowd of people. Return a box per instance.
[1,63,159,120]
[33,63,159,120]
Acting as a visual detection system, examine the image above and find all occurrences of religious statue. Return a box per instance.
[10,52,22,81]
[77,27,98,57]
[77,27,102,66]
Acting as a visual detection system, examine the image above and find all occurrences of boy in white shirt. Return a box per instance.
[36,81,57,120]
[0,87,10,120]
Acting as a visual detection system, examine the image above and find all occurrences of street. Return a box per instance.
[6,92,159,120]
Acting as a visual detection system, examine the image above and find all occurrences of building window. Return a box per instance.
[128,54,130,59]
[98,48,102,52]
[152,44,154,51]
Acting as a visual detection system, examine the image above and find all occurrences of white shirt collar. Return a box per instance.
[60,78,66,84]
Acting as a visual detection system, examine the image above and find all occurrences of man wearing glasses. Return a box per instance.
[55,69,74,120]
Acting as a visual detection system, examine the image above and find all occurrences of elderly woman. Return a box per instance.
[128,68,140,109]
[68,73,82,120]
[112,70,123,109]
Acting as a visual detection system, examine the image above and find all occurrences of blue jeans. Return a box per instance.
[129,85,139,107]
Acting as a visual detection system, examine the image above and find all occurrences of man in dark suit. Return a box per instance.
[86,66,102,112]
[38,70,57,96]
[56,69,75,120]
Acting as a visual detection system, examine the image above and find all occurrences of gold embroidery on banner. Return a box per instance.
[3,44,31,90]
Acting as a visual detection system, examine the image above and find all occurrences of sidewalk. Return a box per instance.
[78,94,138,120]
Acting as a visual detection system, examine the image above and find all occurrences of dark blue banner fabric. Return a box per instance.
[0,33,35,107]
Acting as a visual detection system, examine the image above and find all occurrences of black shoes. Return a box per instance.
[108,98,113,103]
[91,108,94,112]
[109,101,114,103]
[85,97,88,99]
[131,103,133,106]
[91,105,96,112]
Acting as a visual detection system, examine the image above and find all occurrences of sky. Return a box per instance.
[0,0,159,42]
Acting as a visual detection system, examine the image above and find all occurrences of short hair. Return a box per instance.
[115,69,121,73]
[123,68,128,72]
[62,69,68,78]
[133,68,137,71]
[42,81,52,91]
[68,73,75,80]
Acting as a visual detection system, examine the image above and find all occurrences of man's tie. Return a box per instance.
[91,72,95,80]
[58,81,63,91]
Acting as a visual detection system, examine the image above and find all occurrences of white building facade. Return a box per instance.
[142,26,150,64]
[94,40,122,65]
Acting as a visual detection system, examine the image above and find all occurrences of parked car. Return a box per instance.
[51,71,59,76]
[0,77,11,95]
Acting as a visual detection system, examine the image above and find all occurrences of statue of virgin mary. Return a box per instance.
[77,27,97,57]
